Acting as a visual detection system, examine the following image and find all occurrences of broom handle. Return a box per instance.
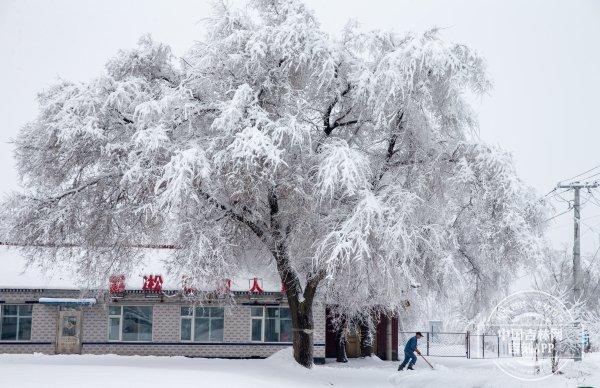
[419,353,434,369]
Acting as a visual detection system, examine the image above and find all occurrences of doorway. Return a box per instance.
[56,309,82,354]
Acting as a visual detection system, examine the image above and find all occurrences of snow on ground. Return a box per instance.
[0,349,599,388]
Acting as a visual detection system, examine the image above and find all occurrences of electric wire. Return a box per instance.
[557,164,600,185]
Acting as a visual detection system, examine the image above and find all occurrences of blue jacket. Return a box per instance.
[404,335,418,353]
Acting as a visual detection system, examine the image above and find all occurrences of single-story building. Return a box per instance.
[0,250,398,362]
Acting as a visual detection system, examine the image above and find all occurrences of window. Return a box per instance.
[250,306,292,342]
[0,305,32,341]
[108,306,152,341]
[180,307,224,342]
[251,307,263,341]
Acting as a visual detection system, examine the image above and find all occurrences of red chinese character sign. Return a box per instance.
[109,275,125,294]
[143,275,163,292]
[181,275,196,296]
[249,277,264,293]
[218,278,232,294]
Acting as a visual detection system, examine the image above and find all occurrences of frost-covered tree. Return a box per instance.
[3,0,545,367]
[534,248,600,313]
[533,248,600,355]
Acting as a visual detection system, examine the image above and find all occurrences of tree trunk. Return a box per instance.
[290,303,314,368]
[551,336,557,373]
[267,188,320,368]
[359,320,374,357]
[335,320,348,362]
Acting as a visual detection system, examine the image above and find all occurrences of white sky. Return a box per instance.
[1,0,599,253]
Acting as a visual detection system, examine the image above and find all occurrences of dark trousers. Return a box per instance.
[398,351,417,369]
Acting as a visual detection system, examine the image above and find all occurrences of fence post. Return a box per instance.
[497,335,500,358]
[519,336,522,357]
[511,334,514,357]
[426,332,430,356]
[466,331,470,359]
[482,334,485,358]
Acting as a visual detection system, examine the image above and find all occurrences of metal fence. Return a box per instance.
[399,331,523,359]
[468,333,523,358]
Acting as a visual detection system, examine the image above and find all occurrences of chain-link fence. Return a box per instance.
[399,331,524,359]
[467,333,523,358]
[399,331,467,357]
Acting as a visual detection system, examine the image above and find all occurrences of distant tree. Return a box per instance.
[533,248,600,356]
[534,248,600,312]
[2,0,545,367]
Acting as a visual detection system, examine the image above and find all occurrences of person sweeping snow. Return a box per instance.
[398,332,423,371]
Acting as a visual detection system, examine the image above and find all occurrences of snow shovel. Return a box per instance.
[418,353,434,369]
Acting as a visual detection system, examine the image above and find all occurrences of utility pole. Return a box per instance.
[556,181,599,361]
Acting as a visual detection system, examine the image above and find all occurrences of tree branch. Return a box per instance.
[389,156,460,167]
[303,269,325,305]
[372,112,404,186]
[31,173,120,203]
[322,84,352,136]
[198,189,267,239]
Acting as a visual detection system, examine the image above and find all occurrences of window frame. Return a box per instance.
[180,306,225,343]
[107,305,153,342]
[249,306,292,343]
[250,306,265,342]
[0,304,33,342]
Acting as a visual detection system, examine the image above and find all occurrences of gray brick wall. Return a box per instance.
[0,289,327,359]
[0,343,55,354]
[153,304,179,342]
[0,291,59,354]
[81,343,300,358]
[31,304,58,342]
[82,304,107,342]
[226,305,251,342]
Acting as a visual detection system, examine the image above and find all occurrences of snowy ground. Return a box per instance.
[0,350,598,388]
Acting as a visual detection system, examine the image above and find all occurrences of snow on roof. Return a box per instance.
[0,247,282,292]
[39,297,97,306]
[0,247,77,289]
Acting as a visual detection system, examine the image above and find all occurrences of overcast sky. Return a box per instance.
[1,0,599,252]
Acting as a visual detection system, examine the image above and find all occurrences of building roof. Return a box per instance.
[0,246,282,292]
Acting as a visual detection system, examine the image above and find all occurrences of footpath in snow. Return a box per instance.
[0,349,598,388]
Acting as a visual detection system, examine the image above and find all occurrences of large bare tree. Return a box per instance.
[3,0,545,367]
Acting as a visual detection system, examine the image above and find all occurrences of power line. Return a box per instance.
[546,204,600,232]
[541,188,600,225]
[584,244,600,273]
[541,187,558,199]
[557,164,600,185]
[544,206,574,223]
[579,191,596,207]
[0,241,179,250]
[580,219,600,237]
[547,188,571,198]
[545,188,573,206]
[580,171,600,181]
[586,190,600,208]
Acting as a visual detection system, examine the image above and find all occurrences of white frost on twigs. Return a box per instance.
[2,0,546,330]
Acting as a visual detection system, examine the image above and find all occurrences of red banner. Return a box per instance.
[249,277,264,293]
[109,275,125,294]
[143,274,163,292]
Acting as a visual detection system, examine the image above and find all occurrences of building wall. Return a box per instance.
[0,291,59,354]
[82,304,106,342]
[0,290,325,360]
